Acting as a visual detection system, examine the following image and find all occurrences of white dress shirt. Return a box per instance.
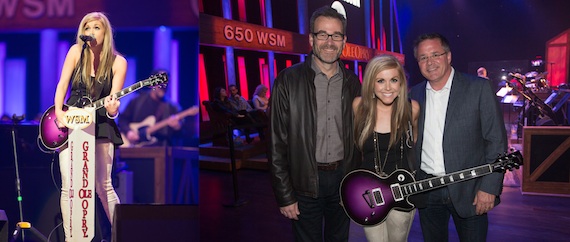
[421,68,455,176]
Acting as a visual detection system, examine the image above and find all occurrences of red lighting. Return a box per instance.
[238,0,247,21]
[259,58,271,97]
[259,0,266,25]
[238,56,249,99]
[259,58,266,85]
[358,65,363,83]
[198,53,210,121]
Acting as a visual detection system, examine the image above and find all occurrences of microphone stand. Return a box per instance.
[74,38,90,107]
[222,123,248,207]
[9,115,50,242]
[514,76,558,125]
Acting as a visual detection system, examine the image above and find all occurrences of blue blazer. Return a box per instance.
[410,71,508,218]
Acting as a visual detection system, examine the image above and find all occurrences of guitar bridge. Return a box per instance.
[363,188,385,208]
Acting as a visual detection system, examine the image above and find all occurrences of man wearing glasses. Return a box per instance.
[409,33,507,242]
[269,5,361,242]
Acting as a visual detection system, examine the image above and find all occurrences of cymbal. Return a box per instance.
[535,71,548,80]
[525,71,538,78]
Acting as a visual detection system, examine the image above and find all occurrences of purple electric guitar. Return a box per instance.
[38,73,168,150]
[340,151,523,226]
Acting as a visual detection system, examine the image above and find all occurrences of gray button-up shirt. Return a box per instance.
[311,59,344,164]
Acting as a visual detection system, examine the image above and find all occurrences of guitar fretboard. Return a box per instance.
[86,81,146,110]
[397,165,493,198]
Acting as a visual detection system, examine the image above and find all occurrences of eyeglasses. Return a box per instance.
[417,52,447,63]
[312,32,344,41]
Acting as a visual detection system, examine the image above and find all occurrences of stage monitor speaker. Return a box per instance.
[112,204,198,242]
[0,210,7,242]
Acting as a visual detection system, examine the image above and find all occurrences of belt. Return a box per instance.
[317,161,340,171]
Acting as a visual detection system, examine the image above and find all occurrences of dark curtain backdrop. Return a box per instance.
[396,0,570,85]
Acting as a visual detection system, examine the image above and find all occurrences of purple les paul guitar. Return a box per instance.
[340,151,523,226]
[38,73,168,150]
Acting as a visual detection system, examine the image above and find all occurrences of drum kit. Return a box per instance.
[507,70,570,127]
[522,71,550,92]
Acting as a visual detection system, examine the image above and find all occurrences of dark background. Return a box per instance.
[397,0,570,84]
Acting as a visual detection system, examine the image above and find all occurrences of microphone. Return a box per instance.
[79,35,93,42]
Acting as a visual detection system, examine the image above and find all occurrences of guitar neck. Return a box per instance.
[145,106,198,135]
[86,81,146,110]
[146,117,173,135]
[401,164,494,197]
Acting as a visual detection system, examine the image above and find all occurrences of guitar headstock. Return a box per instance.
[143,72,169,89]
[492,150,523,172]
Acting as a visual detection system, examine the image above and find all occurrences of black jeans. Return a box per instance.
[419,187,488,242]
[293,168,349,242]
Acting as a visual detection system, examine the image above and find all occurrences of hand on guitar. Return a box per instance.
[125,130,140,144]
[473,190,495,215]
[280,202,300,220]
[104,94,120,117]
[55,108,67,129]
[166,114,182,130]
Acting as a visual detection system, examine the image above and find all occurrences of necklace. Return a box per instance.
[373,132,390,177]
[373,132,405,177]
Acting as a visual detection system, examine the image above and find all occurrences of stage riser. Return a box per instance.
[523,126,570,196]
[112,204,198,242]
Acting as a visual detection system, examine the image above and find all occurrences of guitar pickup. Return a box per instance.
[363,188,385,208]
[391,184,404,202]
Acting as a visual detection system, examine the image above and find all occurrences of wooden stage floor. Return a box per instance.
[200,167,570,242]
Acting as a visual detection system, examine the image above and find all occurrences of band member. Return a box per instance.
[53,12,126,241]
[118,86,183,147]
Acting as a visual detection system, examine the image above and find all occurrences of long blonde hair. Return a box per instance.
[354,54,412,150]
[72,12,118,98]
[253,84,268,97]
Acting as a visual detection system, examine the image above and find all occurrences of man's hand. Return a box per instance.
[473,190,496,215]
[280,202,300,220]
[167,115,182,130]
[126,130,140,143]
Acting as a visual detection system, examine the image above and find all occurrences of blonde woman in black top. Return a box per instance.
[53,12,126,241]
[352,54,419,242]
